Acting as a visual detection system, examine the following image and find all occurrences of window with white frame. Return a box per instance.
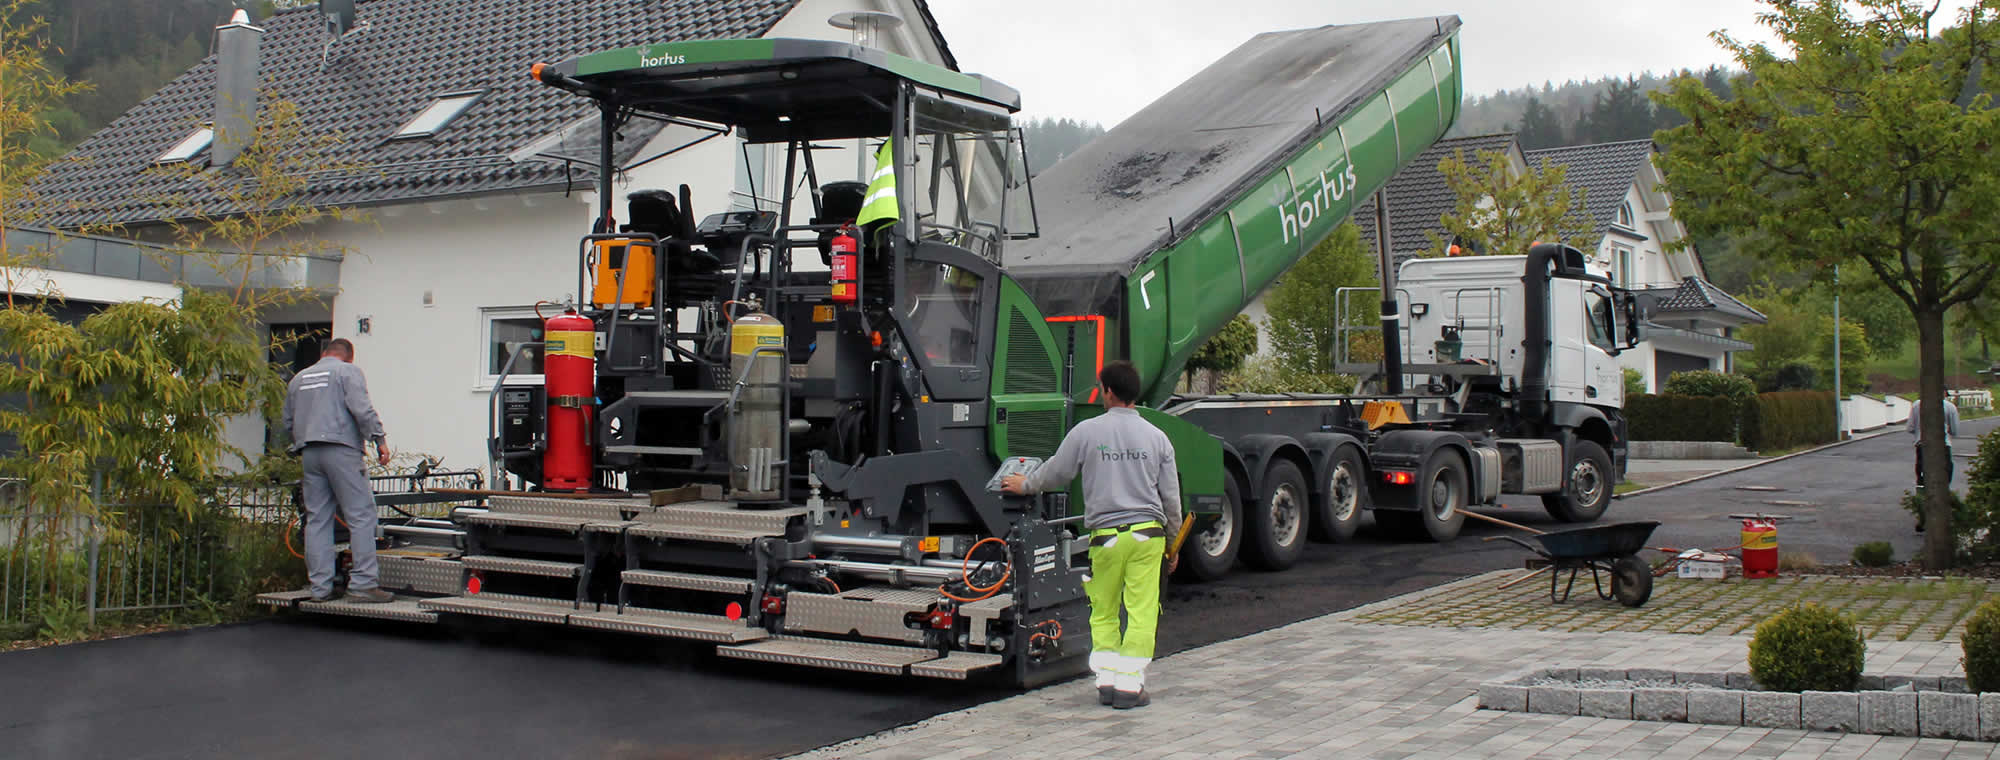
[482,308,547,384]
[1616,202,1635,228]
[1613,247,1634,287]
[156,126,214,164]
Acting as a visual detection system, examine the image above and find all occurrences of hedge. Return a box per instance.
[1626,394,1738,442]
[1741,390,1839,453]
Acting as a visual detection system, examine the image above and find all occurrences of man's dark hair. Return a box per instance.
[324,338,355,356]
[1099,361,1141,403]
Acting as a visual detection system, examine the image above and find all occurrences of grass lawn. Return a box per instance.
[1865,338,1993,391]
[1615,481,1644,496]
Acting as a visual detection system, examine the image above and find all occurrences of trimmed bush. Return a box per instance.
[1664,369,1758,406]
[1964,600,2000,692]
[1741,390,1839,453]
[1748,603,1865,692]
[1851,541,1894,567]
[1626,394,1738,442]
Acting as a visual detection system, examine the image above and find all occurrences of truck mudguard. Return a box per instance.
[1365,429,1486,510]
[1231,434,1309,503]
[1300,432,1367,497]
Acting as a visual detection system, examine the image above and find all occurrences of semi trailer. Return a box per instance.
[261,16,1643,687]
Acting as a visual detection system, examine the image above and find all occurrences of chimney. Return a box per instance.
[211,9,263,167]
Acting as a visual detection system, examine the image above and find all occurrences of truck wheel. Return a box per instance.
[1308,447,1367,543]
[1176,476,1242,582]
[1412,450,1468,542]
[1243,460,1309,571]
[1542,440,1612,523]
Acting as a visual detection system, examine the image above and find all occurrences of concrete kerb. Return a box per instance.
[1479,667,1988,739]
[1615,427,1899,501]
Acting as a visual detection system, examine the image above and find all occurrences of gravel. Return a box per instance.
[1532,677,1722,691]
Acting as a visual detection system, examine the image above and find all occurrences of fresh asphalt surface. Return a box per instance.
[3,420,1984,760]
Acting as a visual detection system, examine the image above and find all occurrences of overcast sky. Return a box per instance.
[924,0,1982,127]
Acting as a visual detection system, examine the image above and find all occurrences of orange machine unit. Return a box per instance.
[591,238,656,307]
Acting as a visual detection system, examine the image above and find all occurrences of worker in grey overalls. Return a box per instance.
[282,338,394,603]
[1909,398,1961,533]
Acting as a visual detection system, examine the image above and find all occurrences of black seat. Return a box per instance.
[813,181,869,264]
[626,186,726,273]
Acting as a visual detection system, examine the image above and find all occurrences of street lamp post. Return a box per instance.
[1834,264,1843,439]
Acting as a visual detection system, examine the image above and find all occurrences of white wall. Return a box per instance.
[1,268,181,305]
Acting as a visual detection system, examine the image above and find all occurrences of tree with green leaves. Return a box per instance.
[1515,96,1566,150]
[1264,222,1376,379]
[1652,0,2000,569]
[1429,148,1595,259]
[1185,314,1257,394]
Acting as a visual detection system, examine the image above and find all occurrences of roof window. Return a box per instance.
[393,91,483,139]
[156,126,214,164]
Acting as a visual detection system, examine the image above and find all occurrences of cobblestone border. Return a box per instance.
[1478,667,1994,741]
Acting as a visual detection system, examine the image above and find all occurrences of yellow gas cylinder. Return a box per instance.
[729,304,785,500]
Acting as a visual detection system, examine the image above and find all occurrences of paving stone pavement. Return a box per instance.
[785,575,1999,759]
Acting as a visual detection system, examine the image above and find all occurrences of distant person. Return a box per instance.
[1003,361,1183,710]
[1908,397,1962,532]
[282,338,394,603]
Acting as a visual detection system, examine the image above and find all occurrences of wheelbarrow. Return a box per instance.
[1490,520,1661,607]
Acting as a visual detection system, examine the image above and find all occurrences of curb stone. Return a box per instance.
[1803,691,1860,733]
[1580,688,1632,720]
[1980,693,2000,742]
[1861,690,1919,737]
[1528,684,1580,716]
[1635,688,1688,722]
[1918,691,1978,740]
[1689,689,1744,726]
[1743,691,1801,729]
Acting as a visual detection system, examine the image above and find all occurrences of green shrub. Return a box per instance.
[1958,429,2000,561]
[1623,367,1647,398]
[1741,390,1839,452]
[1748,603,1865,692]
[1625,394,1738,442]
[1664,369,1757,405]
[1964,600,2000,692]
[1218,356,1356,395]
[1851,541,1895,567]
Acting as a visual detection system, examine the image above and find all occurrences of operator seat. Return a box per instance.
[626,187,724,273]
[813,180,868,265]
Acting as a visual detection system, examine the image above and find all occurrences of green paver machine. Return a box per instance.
[262,16,1645,687]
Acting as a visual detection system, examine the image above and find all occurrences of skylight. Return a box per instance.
[156,126,214,164]
[394,91,482,139]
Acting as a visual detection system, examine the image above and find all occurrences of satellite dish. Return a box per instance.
[322,0,357,36]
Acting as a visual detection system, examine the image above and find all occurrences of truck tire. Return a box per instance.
[1243,460,1309,571]
[1411,449,1468,542]
[1309,447,1367,543]
[1542,440,1612,523]
[1176,476,1242,582]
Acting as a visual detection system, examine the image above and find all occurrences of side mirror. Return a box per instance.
[1615,291,1644,350]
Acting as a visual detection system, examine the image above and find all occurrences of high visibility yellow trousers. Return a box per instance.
[1083,520,1164,694]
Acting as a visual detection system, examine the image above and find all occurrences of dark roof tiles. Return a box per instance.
[1523,139,1656,233]
[1351,132,1518,263]
[35,0,801,228]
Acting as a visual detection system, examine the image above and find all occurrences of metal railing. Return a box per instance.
[2,468,481,635]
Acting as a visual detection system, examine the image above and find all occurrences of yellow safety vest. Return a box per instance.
[857,140,898,227]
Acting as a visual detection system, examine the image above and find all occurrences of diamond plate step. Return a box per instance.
[621,569,753,594]
[716,635,942,676]
[785,588,939,643]
[910,651,1005,680]
[568,606,769,643]
[463,512,596,532]
[462,555,582,578]
[634,501,807,536]
[485,495,644,521]
[299,596,439,624]
[256,589,312,608]
[380,556,465,595]
[626,524,774,545]
[419,593,586,624]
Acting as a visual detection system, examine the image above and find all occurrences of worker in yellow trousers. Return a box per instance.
[1005,360,1183,709]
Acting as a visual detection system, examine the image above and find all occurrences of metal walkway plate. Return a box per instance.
[568,607,769,643]
[463,512,594,532]
[717,635,941,676]
[419,593,585,624]
[256,589,312,608]
[635,501,806,536]
[485,495,644,521]
[461,555,582,578]
[299,597,439,624]
[380,556,465,595]
[910,651,1005,680]
[621,569,752,594]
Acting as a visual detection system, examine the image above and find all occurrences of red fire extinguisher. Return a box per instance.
[542,306,595,492]
[830,225,858,304]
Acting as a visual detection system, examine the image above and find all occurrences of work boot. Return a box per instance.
[1099,685,1116,706]
[346,586,395,604]
[305,586,339,603]
[1112,689,1150,710]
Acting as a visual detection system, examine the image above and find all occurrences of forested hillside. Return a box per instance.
[1447,67,1737,150]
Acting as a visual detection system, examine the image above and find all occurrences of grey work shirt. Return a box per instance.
[1907,400,1962,449]
[282,356,386,453]
[1020,406,1184,532]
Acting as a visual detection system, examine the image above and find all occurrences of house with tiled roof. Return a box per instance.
[1242,132,1762,391]
[23,0,960,471]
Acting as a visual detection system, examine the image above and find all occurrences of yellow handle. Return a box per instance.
[1168,514,1197,559]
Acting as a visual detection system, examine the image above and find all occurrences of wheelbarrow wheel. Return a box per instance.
[1610,554,1653,607]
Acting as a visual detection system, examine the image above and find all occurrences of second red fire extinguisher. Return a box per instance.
[542,306,595,492]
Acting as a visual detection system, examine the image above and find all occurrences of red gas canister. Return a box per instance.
[542,307,596,492]
[1740,518,1778,579]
